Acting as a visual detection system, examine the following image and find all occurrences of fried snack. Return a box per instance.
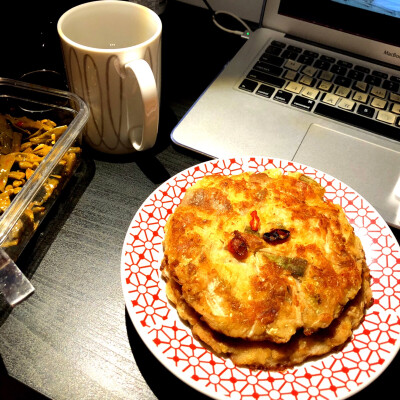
[0,114,81,254]
[161,170,366,346]
[164,258,371,370]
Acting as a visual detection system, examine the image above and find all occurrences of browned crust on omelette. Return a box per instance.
[164,258,371,370]
[161,169,366,346]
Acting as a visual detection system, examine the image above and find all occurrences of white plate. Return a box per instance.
[121,157,400,400]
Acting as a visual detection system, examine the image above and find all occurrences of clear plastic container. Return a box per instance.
[0,77,89,260]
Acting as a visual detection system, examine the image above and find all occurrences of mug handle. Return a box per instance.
[125,59,159,151]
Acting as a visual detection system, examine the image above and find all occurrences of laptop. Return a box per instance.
[171,0,400,229]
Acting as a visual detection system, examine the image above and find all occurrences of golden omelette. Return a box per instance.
[161,169,369,368]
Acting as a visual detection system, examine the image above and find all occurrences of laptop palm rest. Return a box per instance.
[293,124,400,227]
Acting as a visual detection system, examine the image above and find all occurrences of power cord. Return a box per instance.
[201,0,252,39]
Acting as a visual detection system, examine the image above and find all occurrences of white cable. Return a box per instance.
[212,10,252,37]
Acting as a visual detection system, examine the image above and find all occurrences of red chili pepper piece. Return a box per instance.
[227,230,249,260]
[263,229,290,244]
[250,210,260,231]
[16,121,24,127]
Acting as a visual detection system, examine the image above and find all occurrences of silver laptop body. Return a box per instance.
[171,0,400,229]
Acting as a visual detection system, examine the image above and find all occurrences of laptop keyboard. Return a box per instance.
[239,40,400,142]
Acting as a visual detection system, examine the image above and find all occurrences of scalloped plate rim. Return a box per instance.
[121,156,400,400]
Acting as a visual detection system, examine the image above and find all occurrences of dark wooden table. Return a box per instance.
[0,2,399,399]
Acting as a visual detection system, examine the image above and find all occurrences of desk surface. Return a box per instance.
[1,3,399,400]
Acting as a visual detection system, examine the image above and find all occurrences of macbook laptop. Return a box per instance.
[171,0,400,229]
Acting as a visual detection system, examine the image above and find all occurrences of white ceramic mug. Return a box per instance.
[57,0,161,154]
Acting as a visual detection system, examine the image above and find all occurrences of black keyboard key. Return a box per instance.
[274,90,293,104]
[238,79,258,92]
[382,79,400,92]
[365,75,382,86]
[247,70,285,88]
[347,69,365,81]
[314,103,400,142]
[320,55,335,63]
[281,50,298,60]
[390,75,400,84]
[355,65,370,74]
[372,70,388,79]
[313,59,331,70]
[291,95,315,111]
[287,45,302,53]
[265,45,283,56]
[303,50,319,58]
[334,75,352,88]
[271,40,286,48]
[297,54,314,65]
[259,54,285,66]
[337,60,353,68]
[256,84,275,98]
[331,64,348,76]
[357,104,375,118]
[253,61,283,76]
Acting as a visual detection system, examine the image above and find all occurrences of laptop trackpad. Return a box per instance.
[293,124,400,225]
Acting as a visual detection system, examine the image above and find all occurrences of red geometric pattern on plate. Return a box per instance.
[121,157,400,400]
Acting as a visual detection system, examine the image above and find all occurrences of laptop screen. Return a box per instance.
[277,0,400,48]
[264,0,400,67]
[332,0,400,18]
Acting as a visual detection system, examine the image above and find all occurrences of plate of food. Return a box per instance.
[121,157,400,399]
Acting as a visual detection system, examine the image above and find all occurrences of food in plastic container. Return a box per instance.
[0,77,89,261]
